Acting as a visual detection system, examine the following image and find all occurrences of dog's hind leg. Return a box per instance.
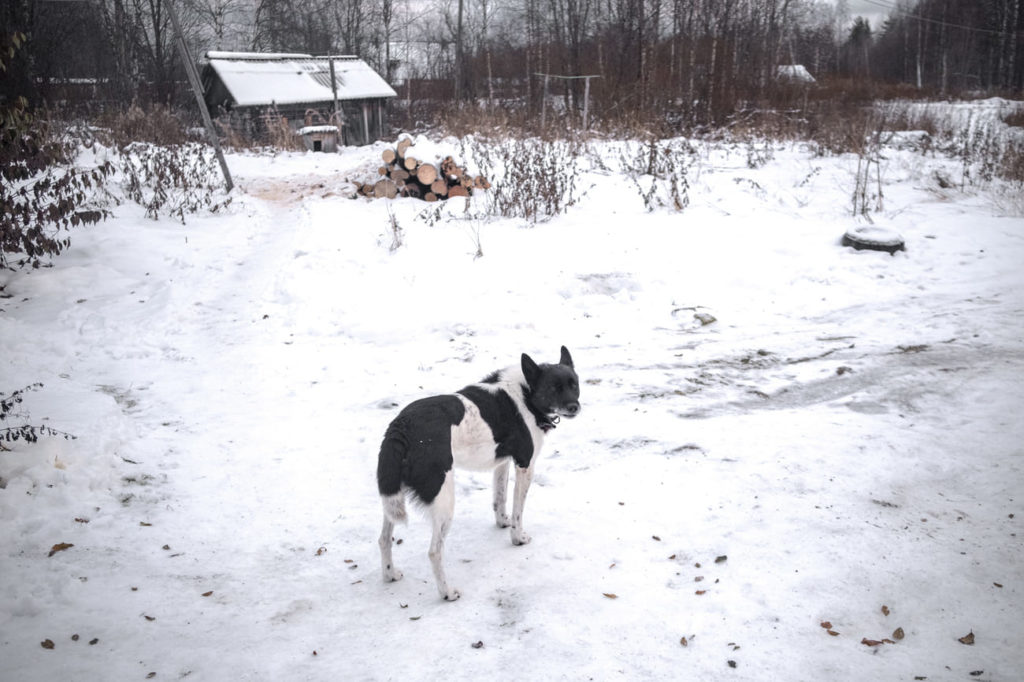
[379,493,406,582]
[428,471,460,601]
[379,512,403,582]
[510,462,535,546]
[492,459,511,528]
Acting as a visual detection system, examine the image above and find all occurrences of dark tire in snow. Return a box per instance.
[841,226,905,255]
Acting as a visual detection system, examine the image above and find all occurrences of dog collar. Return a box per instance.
[537,415,560,432]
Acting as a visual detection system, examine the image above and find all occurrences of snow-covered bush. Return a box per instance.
[0,384,75,450]
[1,35,114,269]
[619,138,696,212]
[118,142,232,222]
[464,136,582,223]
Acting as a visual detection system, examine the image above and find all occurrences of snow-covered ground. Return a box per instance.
[2,114,1023,681]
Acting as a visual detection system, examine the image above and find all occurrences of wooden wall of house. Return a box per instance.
[212,99,389,147]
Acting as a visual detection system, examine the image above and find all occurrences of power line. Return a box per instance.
[858,0,1021,37]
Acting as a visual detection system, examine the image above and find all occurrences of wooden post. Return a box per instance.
[541,74,549,129]
[167,0,233,192]
[582,75,592,130]
[362,102,370,144]
[329,56,340,123]
[536,73,600,132]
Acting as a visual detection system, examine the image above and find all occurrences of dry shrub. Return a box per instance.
[261,110,305,151]
[214,117,257,151]
[430,103,528,138]
[464,135,583,223]
[94,102,193,147]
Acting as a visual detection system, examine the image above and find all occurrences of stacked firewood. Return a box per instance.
[357,137,491,201]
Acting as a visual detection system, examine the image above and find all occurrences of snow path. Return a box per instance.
[2,138,1023,681]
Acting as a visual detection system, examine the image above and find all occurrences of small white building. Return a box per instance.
[776,65,817,85]
[202,52,397,146]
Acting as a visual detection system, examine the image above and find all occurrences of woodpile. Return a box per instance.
[357,137,490,202]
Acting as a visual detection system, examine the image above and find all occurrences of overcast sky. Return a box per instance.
[836,0,891,27]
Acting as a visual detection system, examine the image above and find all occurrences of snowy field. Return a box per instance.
[2,110,1023,681]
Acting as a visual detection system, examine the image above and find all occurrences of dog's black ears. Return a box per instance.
[521,353,540,388]
[523,348,573,386]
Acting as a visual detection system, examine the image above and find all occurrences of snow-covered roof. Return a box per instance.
[776,65,816,84]
[296,125,339,135]
[205,52,396,107]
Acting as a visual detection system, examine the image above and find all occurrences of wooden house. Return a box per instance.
[202,52,396,146]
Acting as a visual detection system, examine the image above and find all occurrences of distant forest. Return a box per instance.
[2,0,1022,126]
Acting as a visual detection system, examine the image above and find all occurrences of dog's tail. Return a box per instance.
[377,427,408,524]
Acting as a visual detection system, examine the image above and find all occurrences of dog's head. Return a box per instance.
[521,346,581,421]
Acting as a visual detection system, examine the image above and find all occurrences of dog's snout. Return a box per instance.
[566,402,580,416]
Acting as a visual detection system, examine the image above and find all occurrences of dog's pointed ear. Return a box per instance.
[560,346,574,368]
[521,353,541,388]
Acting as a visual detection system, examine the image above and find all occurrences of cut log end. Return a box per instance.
[416,163,438,186]
[430,179,449,196]
[396,137,412,158]
[374,178,398,200]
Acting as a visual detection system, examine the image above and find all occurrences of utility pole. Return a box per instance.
[167,0,233,192]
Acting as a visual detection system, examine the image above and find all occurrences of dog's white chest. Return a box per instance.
[450,395,502,471]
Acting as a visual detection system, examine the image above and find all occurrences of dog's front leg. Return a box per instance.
[510,462,535,546]
[493,460,511,528]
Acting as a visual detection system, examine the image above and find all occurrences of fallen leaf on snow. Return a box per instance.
[881,605,890,616]
[48,543,73,557]
[893,627,905,640]
[202,591,213,597]
[695,590,707,595]
[603,593,618,599]
[652,535,661,541]
[958,631,975,645]
[471,641,484,649]
[820,621,833,629]
[41,639,55,650]
[680,637,688,647]
[861,638,884,647]
[827,630,840,637]
[715,555,728,563]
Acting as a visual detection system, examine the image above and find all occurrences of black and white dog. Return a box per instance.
[376,347,581,601]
